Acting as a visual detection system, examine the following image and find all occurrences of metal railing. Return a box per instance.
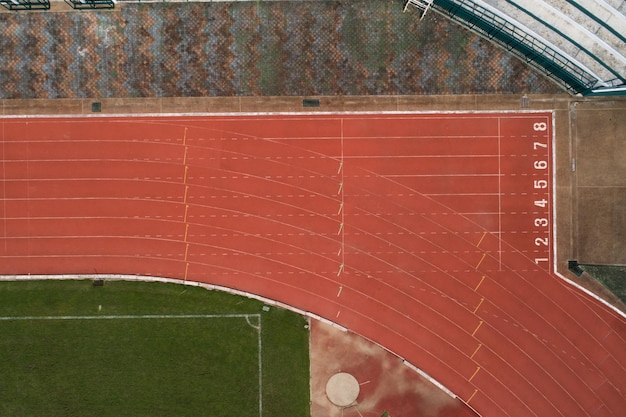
[431,0,600,94]
[64,0,114,9]
[404,0,626,95]
[0,0,50,10]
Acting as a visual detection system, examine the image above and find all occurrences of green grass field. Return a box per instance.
[0,279,310,417]
[583,265,626,305]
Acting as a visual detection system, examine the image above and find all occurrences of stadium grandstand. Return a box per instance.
[405,0,626,96]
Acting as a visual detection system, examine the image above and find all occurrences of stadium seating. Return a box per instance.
[406,0,626,96]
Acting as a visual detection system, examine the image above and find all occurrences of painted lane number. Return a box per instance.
[532,121,550,267]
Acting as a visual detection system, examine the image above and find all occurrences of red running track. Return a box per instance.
[1,113,624,417]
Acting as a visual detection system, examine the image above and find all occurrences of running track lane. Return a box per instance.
[1,114,624,417]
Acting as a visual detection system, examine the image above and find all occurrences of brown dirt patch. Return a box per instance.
[310,320,479,417]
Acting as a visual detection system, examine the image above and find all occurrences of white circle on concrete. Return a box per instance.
[325,372,360,407]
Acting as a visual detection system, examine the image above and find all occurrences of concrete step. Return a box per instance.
[556,0,626,52]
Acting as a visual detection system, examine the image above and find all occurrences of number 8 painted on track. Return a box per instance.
[533,122,547,131]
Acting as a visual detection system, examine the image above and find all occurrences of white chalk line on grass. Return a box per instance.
[0,313,259,320]
[256,315,263,417]
[0,311,264,417]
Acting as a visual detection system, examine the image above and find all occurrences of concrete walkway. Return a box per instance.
[0,1,560,99]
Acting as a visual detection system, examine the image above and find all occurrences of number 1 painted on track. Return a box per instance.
[531,119,550,269]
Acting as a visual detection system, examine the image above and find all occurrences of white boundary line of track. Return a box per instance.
[552,111,558,278]
[0,273,348,330]
[0,307,264,417]
[0,109,554,119]
[548,110,626,319]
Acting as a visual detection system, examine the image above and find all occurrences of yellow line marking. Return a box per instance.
[471,343,482,359]
[473,297,484,314]
[472,320,483,337]
[476,231,487,247]
[184,204,189,223]
[183,146,189,165]
[469,366,480,382]
[474,275,485,291]
[184,243,190,261]
[183,127,188,146]
[183,165,189,183]
[184,185,189,203]
[184,223,189,242]
[475,253,486,270]
[467,389,478,403]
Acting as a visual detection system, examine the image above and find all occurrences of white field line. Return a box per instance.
[0,310,264,416]
[257,314,263,417]
[0,313,259,320]
[241,313,263,417]
[0,275,458,405]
